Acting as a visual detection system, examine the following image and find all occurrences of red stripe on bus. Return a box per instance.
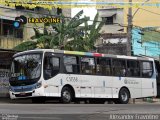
[93,53,103,57]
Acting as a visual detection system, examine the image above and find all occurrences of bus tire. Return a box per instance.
[118,88,130,104]
[61,87,73,103]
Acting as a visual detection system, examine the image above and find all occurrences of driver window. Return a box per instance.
[43,56,60,80]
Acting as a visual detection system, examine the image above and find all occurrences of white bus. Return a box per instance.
[9,49,158,104]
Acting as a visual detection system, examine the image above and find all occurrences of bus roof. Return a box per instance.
[13,49,154,61]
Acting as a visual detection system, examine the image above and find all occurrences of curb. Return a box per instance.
[129,98,160,104]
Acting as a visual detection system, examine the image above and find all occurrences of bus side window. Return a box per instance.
[141,61,153,78]
[63,55,80,74]
[80,57,95,75]
[112,59,126,77]
[127,60,140,77]
[43,57,60,80]
[96,58,111,76]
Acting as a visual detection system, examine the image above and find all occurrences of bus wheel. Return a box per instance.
[118,88,130,104]
[61,87,73,103]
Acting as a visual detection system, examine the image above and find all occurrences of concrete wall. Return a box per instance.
[97,8,124,33]
[132,28,160,57]
[0,50,16,97]
[0,36,22,49]
[97,44,127,55]
[0,69,10,97]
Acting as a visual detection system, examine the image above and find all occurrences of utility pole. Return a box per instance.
[127,0,132,56]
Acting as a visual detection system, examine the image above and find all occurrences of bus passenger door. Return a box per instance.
[43,52,61,97]
[80,57,95,98]
[80,75,93,97]
[94,57,112,98]
[141,61,155,97]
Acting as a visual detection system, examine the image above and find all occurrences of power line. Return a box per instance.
[132,0,150,18]
[140,8,160,16]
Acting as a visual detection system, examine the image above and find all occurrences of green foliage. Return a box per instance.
[14,10,103,52]
[66,13,104,52]
[13,41,36,51]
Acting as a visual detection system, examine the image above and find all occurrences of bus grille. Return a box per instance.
[15,93,32,97]
[11,84,36,92]
[13,87,34,92]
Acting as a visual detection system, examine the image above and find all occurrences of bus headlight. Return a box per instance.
[36,82,42,89]
[9,86,11,91]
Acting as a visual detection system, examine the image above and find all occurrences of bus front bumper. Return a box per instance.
[9,87,45,99]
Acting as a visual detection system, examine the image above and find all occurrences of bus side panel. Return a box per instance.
[44,74,80,97]
[125,77,142,98]
[44,74,63,97]
[141,78,155,97]
[80,75,93,98]
[112,77,142,98]
[79,75,113,98]
[93,76,113,98]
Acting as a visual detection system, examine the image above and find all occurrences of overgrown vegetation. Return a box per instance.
[14,10,104,52]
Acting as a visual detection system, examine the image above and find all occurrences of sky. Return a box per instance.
[71,0,97,25]
[71,8,97,25]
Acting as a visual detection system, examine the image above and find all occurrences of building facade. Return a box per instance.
[96,0,128,55]
[132,27,160,58]
[123,0,160,58]
[0,5,71,49]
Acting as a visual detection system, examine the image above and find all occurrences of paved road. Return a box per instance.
[0,101,160,120]
[1,103,160,114]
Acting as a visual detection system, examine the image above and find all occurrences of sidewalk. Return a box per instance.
[129,98,160,104]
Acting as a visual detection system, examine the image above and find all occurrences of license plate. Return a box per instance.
[20,93,26,95]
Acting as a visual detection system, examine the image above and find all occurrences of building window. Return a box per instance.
[57,8,62,15]
[63,55,80,74]
[102,17,113,25]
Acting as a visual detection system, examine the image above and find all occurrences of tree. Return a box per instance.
[65,13,104,52]
[13,41,37,51]
[13,11,103,52]
[14,10,89,51]
[49,10,90,49]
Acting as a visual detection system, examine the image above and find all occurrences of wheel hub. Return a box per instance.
[63,91,71,102]
[121,92,128,101]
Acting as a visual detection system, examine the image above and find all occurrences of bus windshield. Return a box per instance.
[10,54,42,86]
